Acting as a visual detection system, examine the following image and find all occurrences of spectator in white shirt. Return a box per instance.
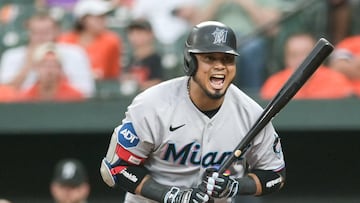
[0,11,95,98]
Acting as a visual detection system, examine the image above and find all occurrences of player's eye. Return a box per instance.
[222,55,235,65]
[198,54,234,65]
[200,55,215,63]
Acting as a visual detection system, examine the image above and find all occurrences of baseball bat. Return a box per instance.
[218,38,334,174]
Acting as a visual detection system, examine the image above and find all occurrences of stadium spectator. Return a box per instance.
[58,0,123,81]
[18,42,84,102]
[129,0,189,47]
[328,35,360,97]
[327,0,351,44]
[260,33,353,99]
[0,85,18,102]
[50,158,90,203]
[35,0,78,11]
[171,1,202,27]
[0,11,95,97]
[268,0,351,75]
[120,19,164,95]
[34,0,79,31]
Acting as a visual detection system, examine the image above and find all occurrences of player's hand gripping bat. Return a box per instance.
[218,38,334,174]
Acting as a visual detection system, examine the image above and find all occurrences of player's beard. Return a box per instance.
[192,74,228,100]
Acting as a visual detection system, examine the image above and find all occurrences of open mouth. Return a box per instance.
[210,74,225,89]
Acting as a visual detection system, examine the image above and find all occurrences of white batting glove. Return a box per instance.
[200,168,239,199]
[163,186,210,203]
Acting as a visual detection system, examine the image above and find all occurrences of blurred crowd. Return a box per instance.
[1,0,360,103]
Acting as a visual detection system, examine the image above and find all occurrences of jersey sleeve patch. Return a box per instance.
[117,122,140,148]
[272,134,283,160]
[273,136,281,154]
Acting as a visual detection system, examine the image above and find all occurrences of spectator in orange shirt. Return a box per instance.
[328,35,360,97]
[260,33,353,100]
[0,85,18,102]
[19,42,84,102]
[58,0,122,81]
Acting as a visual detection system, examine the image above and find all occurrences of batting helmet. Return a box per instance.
[183,21,239,76]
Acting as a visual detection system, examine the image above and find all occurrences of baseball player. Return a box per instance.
[100,21,286,203]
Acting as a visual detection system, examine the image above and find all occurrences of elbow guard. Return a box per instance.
[248,169,285,196]
[100,158,149,193]
[100,158,117,187]
[100,128,148,193]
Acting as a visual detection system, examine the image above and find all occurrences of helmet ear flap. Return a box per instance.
[183,48,197,76]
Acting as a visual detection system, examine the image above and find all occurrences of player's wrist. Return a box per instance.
[236,175,258,195]
[140,177,170,201]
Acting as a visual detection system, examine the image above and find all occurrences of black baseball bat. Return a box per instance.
[218,38,334,174]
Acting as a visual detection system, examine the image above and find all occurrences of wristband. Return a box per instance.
[249,169,284,195]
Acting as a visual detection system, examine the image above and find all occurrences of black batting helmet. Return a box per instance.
[183,21,239,76]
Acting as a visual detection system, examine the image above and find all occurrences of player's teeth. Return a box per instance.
[212,75,224,79]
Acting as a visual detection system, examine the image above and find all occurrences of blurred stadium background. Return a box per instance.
[1,0,360,202]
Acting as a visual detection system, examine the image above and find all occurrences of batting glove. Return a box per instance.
[199,168,239,199]
[163,186,210,203]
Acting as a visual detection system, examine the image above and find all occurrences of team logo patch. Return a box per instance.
[117,122,140,148]
[273,137,281,153]
[273,134,283,159]
[212,28,228,44]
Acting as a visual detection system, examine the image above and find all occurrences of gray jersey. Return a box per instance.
[114,76,285,203]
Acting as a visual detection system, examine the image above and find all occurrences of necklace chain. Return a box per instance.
[187,77,191,97]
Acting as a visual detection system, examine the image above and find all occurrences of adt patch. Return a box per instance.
[117,122,140,148]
